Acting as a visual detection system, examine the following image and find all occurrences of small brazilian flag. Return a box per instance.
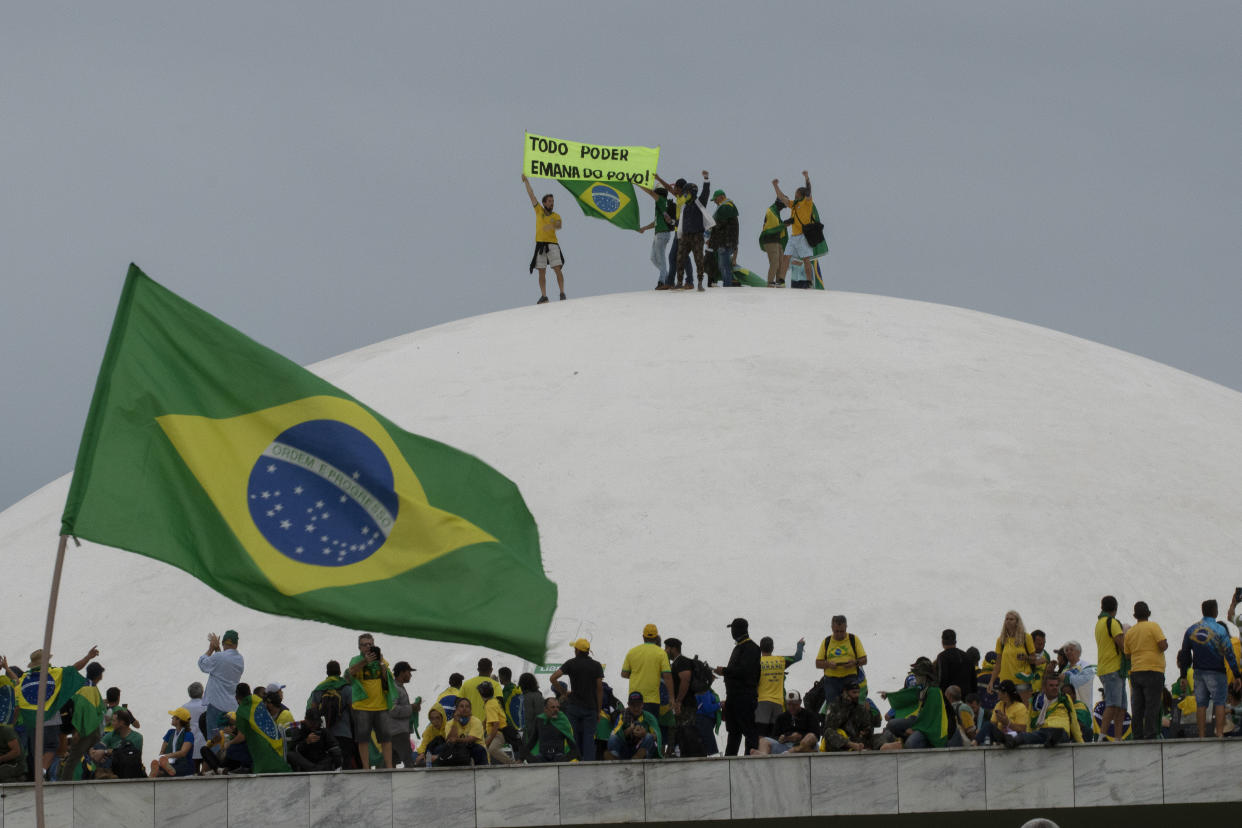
[61,265,557,662]
[558,180,640,231]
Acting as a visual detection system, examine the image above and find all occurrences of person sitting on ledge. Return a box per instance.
[605,692,660,760]
[1002,672,1083,747]
[435,698,488,766]
[149,707,195,777]
[751,690,818,755]
[820,678,884,752]
[522,696,580,763]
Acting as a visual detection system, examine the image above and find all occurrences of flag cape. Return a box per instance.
[730,267,768,287]
[235,694,291,774]
[17,667,84,728]
[0,677,14,726]
[62,265,556,662]
[306,675,349,710]
[557,180,641,231]
[886,686,949,747]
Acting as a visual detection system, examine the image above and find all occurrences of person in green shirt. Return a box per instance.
[61,661,108,780]
[18,644,98,777]
[0,722,24,782]
[639,185,678,288]
[709,190,740,287]
[90,708,144,778]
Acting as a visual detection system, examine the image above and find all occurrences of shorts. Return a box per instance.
[351,708,390,743]
[1195,670,1228,709]
[761,736,792,754]
[784,233,814,260]
[755,701,784,725]
[1100,671,1128,709]
[533,243,563,269]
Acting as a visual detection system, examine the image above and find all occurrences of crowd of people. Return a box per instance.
[2,592,1241,783]
[522,169,828,304]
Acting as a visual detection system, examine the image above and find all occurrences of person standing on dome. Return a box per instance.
[772,170,818,287]
[986,610,1039,704]
[621,625,674,720]
[638,185,678,290]
[522,174,565,304]
[816,615,868,703]
[716,617,761,755]
[673,171,712,291]
[198,630,243,743]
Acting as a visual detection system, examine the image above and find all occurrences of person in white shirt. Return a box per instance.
[198,629,244,741]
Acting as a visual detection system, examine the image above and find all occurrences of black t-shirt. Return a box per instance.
[669,655,695,705]
[935,648,976,697]
[558,653,604,709]
[773,707,819,739]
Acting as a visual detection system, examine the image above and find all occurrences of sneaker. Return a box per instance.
[697,282,705,292]
[655,283,671,291]
[559,292,566,300]
[536,296,549,305]
[775,279,786,287]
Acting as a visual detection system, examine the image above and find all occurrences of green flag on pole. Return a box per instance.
[61,265,556,663]
[557,180,641,230]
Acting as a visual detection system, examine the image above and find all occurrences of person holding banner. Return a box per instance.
[773,171,817,288]
[638,186,677,290]
[522,174,566,305]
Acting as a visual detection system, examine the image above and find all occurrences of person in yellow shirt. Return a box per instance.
[477,682,514,764]
[975,680,1028,744]
[1002,673,1083,747]
[522,173,566,304]
[621,624,675,718]
[437,698,488,766]
[1123,600,1168,740]
[756,636,806,736]
[414,705,446,767]
[1095,595,1128,741]
[815,615,867,702]
[986,610,1040,703]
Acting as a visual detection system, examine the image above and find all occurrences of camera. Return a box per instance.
[1233,586,1242,603]
[370,645,382,660]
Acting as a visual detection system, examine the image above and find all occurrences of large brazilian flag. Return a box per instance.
[557,180,640,231]
[61,265,556,662]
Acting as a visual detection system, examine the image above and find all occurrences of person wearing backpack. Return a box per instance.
[1095,595,1129,741]
[815,616,868,706]
[91,708,144,779]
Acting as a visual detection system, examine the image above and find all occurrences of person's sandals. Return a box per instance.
[537,296,549,304]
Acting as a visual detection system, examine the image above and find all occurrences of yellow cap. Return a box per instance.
[572,638,591,653]
[169,707,191,722]
[643,623,659,639]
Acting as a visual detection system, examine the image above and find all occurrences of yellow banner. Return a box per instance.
[523,132,659,187]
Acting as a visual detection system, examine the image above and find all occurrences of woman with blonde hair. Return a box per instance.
[986,610,1043,703]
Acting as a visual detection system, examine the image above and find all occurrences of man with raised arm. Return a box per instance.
[522,174,566,304]
[772,171,817,288]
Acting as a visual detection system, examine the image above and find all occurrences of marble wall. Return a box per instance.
[1,740,1238,826]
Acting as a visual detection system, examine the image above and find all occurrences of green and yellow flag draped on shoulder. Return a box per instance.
[235,694,292,774]
[61,265,556,662]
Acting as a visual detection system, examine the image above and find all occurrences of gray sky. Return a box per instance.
[3,1,1239,512]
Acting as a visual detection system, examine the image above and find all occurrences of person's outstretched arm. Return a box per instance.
[802,170,811,197]
[773,179,791,208]
[522,174,538,208]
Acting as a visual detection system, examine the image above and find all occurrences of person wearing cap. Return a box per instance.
[715,617,762,755]
[670,171,713,290]
[604,691,661,760]
[550,638,604,761]
[264,682,294,727]
[815,615,868,708]
[198,629,243,742]
[820,677,884,752]
[653,174,696,288]
[386,661,417,767]
[708,189,740,287]
[149,707,195,777]
[756,636,806,737]
[17,643,98,777]
[622,624,675,722]
[638,184,678,289]
[751,690,819,755]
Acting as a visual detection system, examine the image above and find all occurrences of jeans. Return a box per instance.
[716,246,735,285]
[564,702,597,761]
[1100,671,1128,710]
[607,732,656,759]
[205,704,227,740]
[885,717,931,749]
[696,714,719,755]
[651,231,672,285]
[1130,671,1163,740]
[822,675,858,704]
[1013,727,1070,747]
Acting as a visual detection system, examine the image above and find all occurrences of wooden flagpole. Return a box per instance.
[33,534,70,828]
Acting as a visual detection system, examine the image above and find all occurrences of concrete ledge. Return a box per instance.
[2,740,1239,826]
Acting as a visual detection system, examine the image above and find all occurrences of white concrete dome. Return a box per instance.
[3,290,1240,726]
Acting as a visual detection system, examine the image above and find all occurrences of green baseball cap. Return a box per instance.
[222,630,239,643]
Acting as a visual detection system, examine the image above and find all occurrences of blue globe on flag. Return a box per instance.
[247,419,399,568]
[590,185,621,214]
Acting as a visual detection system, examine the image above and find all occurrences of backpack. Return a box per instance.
[318,687,344,729]
[806,634,861,716]
[112,739,144,779]
[688,656,716,695]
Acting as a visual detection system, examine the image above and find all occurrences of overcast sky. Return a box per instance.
[3,1,1239,512]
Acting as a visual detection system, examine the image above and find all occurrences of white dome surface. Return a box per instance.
[4,290,1241,728]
